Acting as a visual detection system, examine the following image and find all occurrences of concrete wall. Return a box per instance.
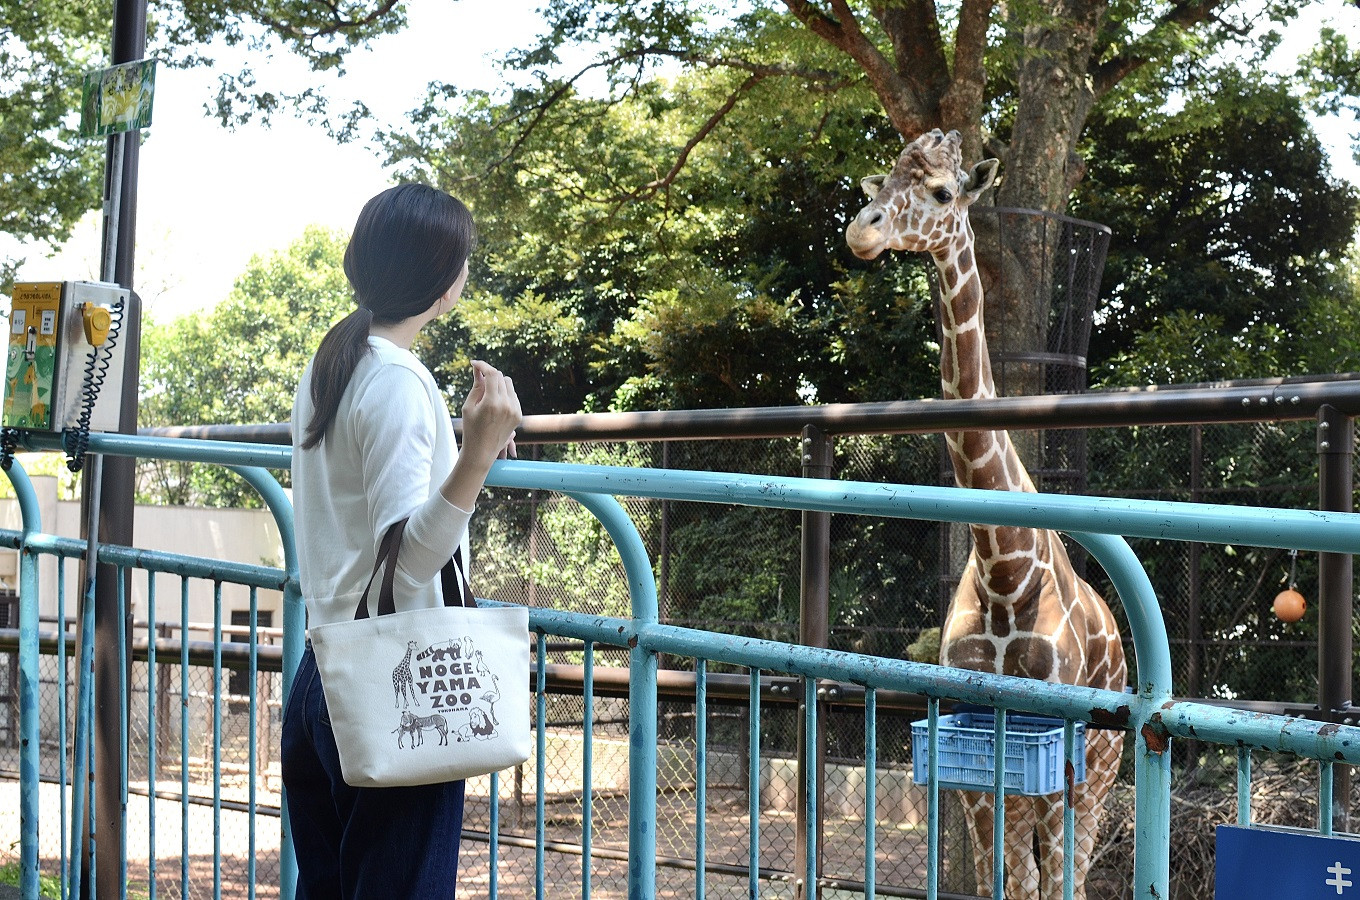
[0,475,285,635]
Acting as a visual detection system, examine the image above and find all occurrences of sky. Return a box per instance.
[11,0,1360,325]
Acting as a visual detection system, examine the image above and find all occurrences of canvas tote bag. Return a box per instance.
[309,519,531,787]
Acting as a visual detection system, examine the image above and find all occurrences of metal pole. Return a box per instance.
[796,426,832,900]
[1187,425,1202,700]
[1317,405,1353,833]
[91,0,146,894]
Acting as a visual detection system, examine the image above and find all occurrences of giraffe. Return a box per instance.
[392,640,420,709]
[845,129,1126,900]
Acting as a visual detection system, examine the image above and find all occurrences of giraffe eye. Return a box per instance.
[933,188,953,204]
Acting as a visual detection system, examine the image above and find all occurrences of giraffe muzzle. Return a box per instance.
[846,207,889,260]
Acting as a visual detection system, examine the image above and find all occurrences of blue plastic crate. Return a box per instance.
[910,712,1086,797]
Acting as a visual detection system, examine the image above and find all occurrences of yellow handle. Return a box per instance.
[81,303,111,346]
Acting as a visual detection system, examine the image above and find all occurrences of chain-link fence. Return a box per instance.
[462,416,1354,897]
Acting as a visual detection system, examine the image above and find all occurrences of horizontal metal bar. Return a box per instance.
[0,528,289,591]
[138,377,1360,445]
[488,461,1360,555]
[1153,701,1360,761]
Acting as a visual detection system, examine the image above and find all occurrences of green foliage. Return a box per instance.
[386,58,937,414]
[1,0,403,281]
[1297,26,1360,163]
[138,226,352,505]
[0,0,109,283]
[0,857,62,898]
[472,442,655,618]
[1076,70,1360,373]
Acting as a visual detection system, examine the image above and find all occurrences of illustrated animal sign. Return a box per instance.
[388,634,502,750]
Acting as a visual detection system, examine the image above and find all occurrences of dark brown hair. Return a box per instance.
[301,184,476,449]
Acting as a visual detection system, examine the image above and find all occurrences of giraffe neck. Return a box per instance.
[931,230,1047,604]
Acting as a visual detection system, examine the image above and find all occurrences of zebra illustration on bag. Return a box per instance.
[394,710,449,748]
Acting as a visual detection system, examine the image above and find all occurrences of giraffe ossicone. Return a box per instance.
[847,128,1127,900]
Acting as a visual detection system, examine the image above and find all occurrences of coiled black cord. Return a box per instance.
[64,297,125,473]
[0,426,18,472]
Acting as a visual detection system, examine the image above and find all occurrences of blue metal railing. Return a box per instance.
[3,431,1360,899]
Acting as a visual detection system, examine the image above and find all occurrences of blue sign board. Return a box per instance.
[1217,824,1360,898]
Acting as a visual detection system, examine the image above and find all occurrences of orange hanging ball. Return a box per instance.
[1273,588,1307,623]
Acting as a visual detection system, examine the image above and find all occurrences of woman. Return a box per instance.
[284,183,521,898]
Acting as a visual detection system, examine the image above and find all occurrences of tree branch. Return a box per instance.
[1091,0,1229,96]
[255,0,401,41]
[784,0,928,135]
[473,44,855,183]
[617,73,765,206]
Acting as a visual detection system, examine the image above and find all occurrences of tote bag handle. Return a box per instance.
[355,518,475,620]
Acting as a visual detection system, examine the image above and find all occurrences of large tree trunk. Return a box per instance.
[981,0,1108,408]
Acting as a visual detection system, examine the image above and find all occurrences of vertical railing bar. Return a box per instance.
[535,630,547,900]
[695,658,707,900]
[748,669,761,900]
[68,543,98,900]
[248,585,259,900]
[993,708,1007,900]
[180,577,190,900]
[146,571,158,900]
[582,641,595,900]
[489,770,501,899]
[1236,747,1252,825]
[118,565,130,894]
[1063,720,1076,900]
[9,462,41,900]
[213,580,224,900]
[1320,760,1335,836]
[803,677,818,895]
[57,558,69,900]
[926,697,940,900]
[864,687,877,900]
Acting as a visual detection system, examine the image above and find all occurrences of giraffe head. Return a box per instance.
[845,129,999,260]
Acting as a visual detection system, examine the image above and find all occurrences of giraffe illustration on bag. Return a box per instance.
[394,710,449,748]
[392,640,420,709]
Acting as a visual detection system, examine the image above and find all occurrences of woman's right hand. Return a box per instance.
[441,361,523,512]
[459,360,523,468]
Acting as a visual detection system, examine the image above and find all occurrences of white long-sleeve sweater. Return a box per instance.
[291,336,472,629]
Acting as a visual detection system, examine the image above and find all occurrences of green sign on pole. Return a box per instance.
[79,58,156,138]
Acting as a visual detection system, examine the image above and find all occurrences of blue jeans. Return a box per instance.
[283,645,466,899]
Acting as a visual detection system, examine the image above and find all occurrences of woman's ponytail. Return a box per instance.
[301,307,374,450]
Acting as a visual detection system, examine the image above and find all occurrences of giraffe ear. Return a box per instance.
[860,175,887,200]
[963,158,1000,201]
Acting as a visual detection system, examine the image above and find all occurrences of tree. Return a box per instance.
[0,0,404,282]
[391,62,944,414]
[1074,69,1360,369]
[377,0,1355,399]
[139,225,352,505]
[0,0,110,283]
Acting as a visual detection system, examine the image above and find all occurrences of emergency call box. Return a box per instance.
[3,280,128,434]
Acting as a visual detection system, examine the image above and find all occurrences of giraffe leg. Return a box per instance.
[1003,795,1040,899]
[1069,727,1125,900]
[959,791,998,897]
[959,791,1046,898]
[1034,794,1067,900]
[1028,727,1124,899]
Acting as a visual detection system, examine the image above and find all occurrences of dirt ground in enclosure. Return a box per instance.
[0,780,967,900]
